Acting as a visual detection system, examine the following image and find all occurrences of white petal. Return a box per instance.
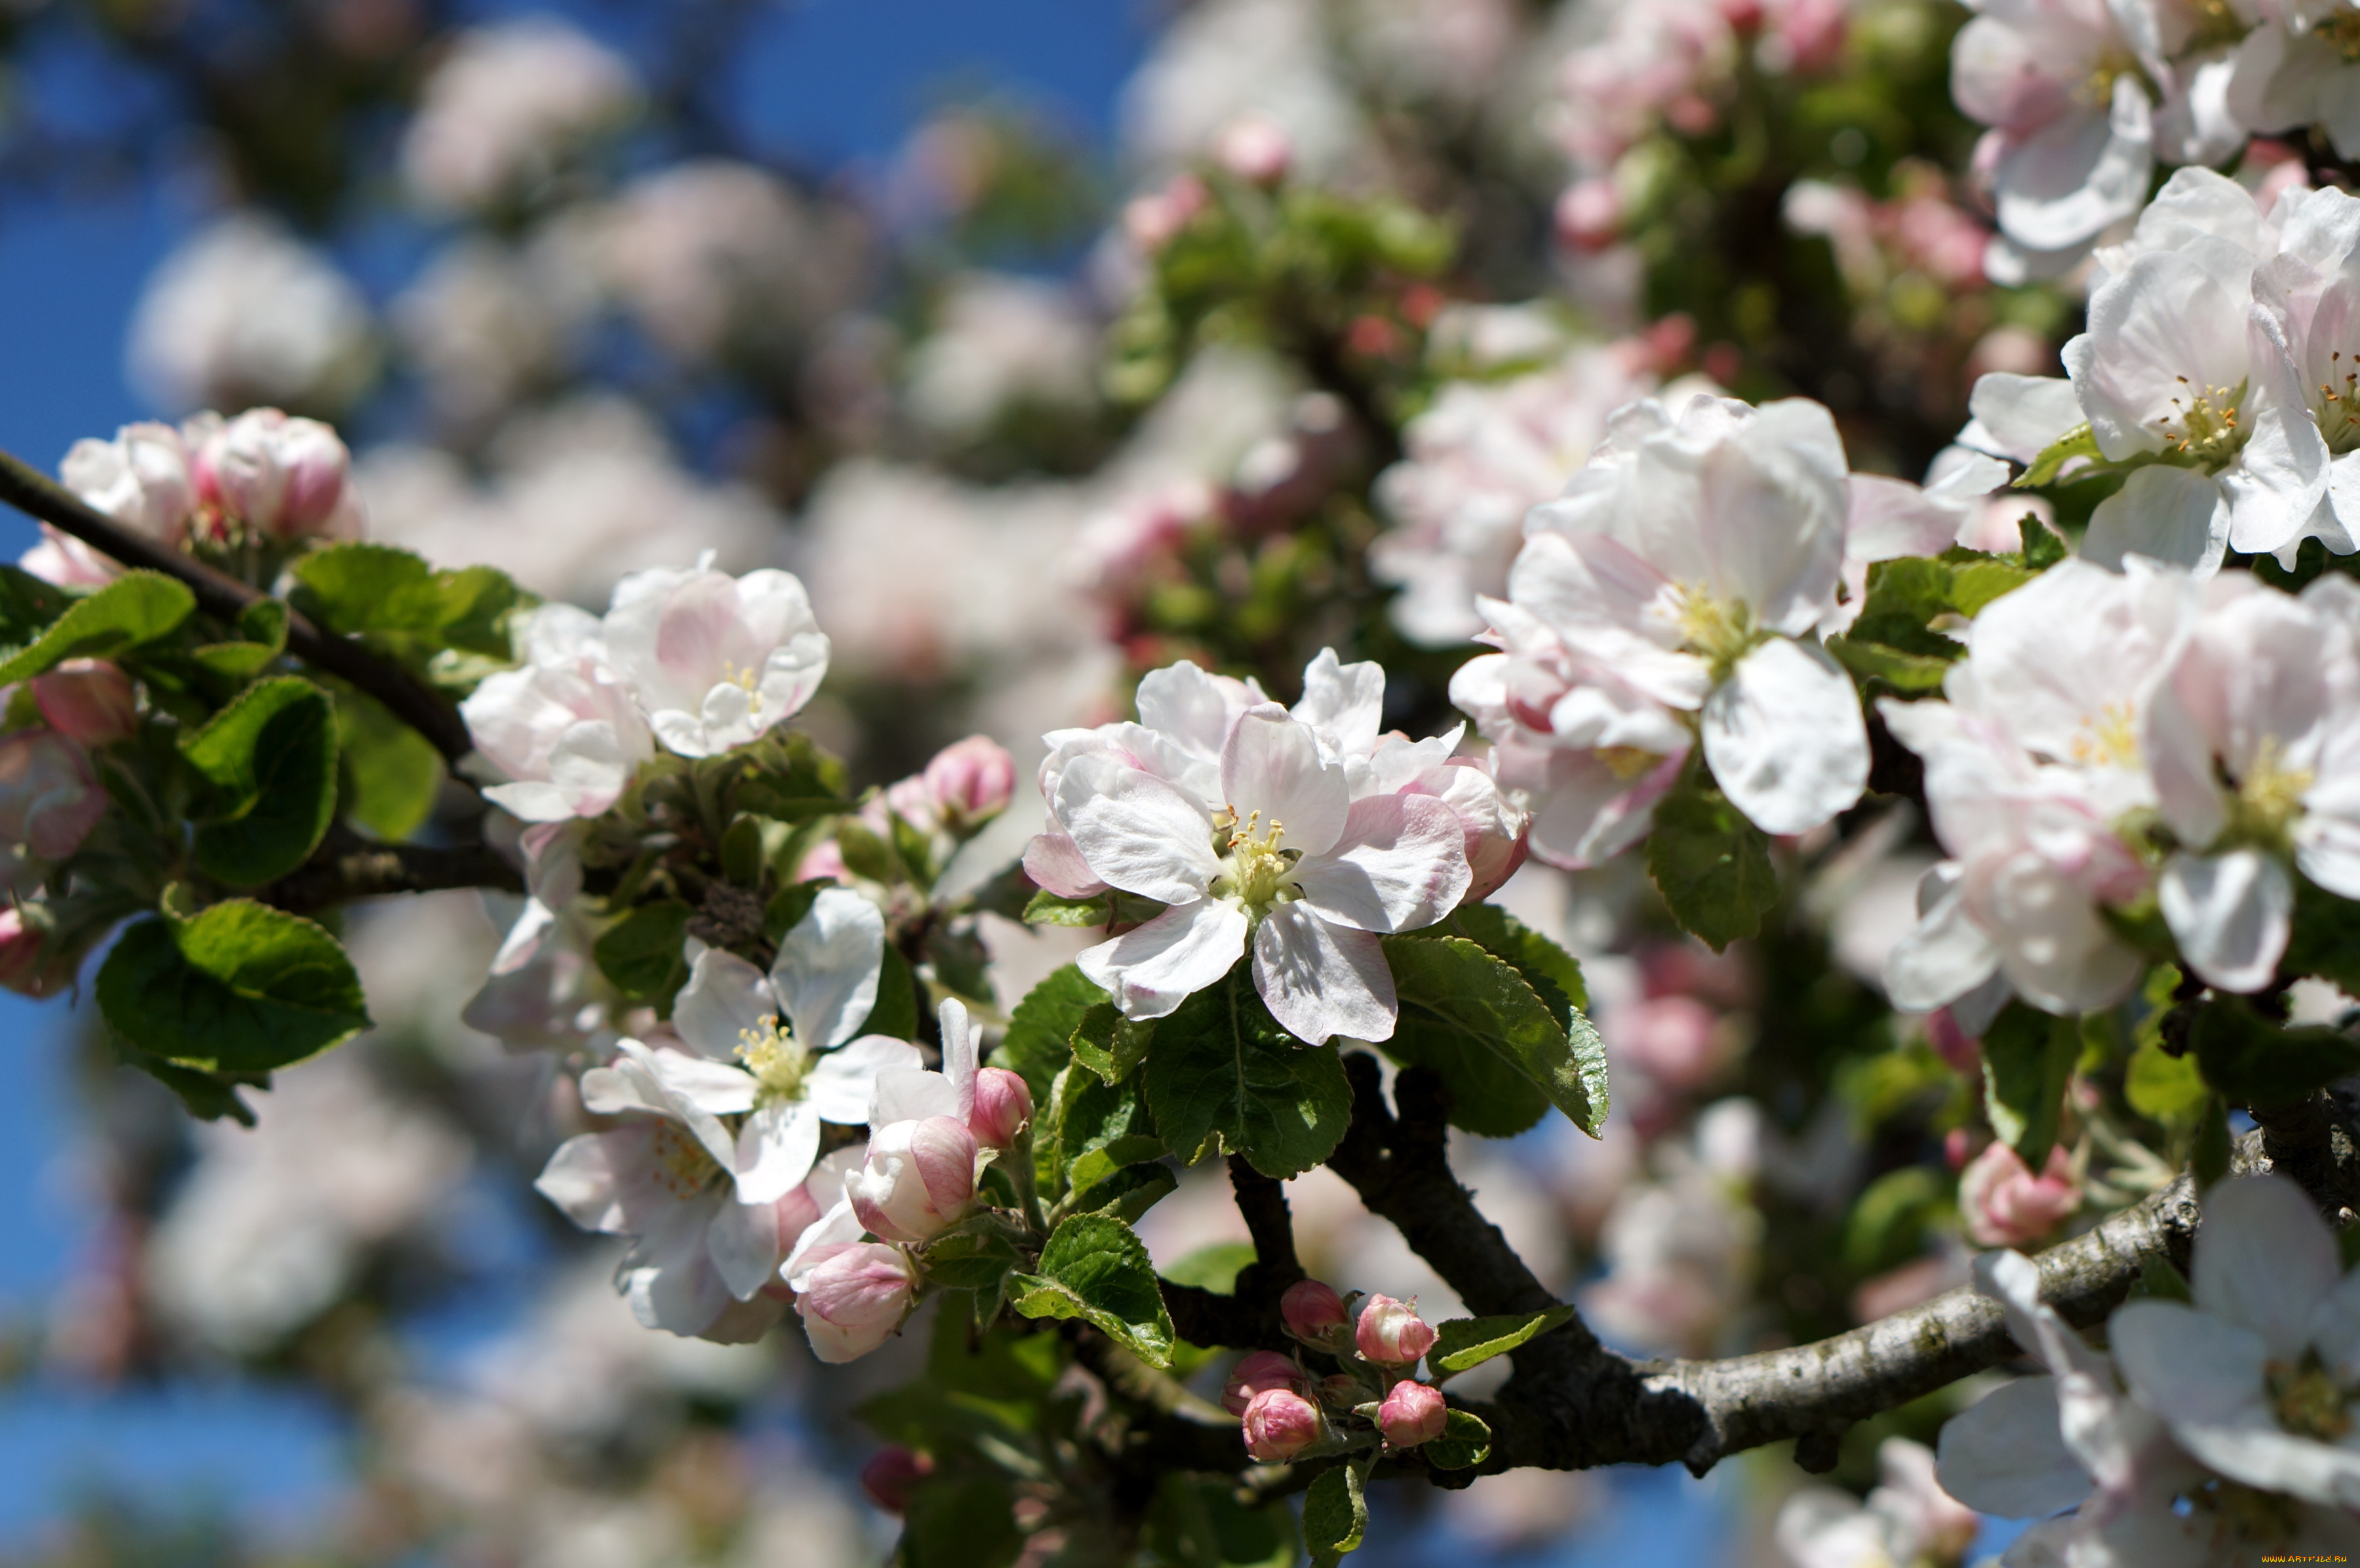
[1965,374,2083,465]
[1701,638,1868,836]
[705,1190,785,1300]
[805,1035,926,1124]
[781,1196,863,1291]
[1077,897,1250,1021]
[869,1065,959,1126]
[2171,1419,2360,1510]
[2310,1266,2360,1382]
[1057,753,1221,903]
[1993,76,2152,252]
[623,1201,732,1335]
[1221,705,1350,857]
[1252,904,1396,1045]
[2081,463,2229,575]
[1291,648,1385,759]
[2192,1175,2342,1355]
[2157,850,2292,994]
[535,1130,649,1234]
[776,886,886,1049]
[1935,1377,2093,1519]
[1845,474,1972,562]
[1290,793,1471,934]
[673,947,778,1061]
[939,996,977,1112]
[640,1048,760,1120]
[734,1102,821,1205]
[1884,864,2005,1011]
[2110,1299,2273,1428]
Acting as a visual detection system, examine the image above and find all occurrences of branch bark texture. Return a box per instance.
[264,833,523,914]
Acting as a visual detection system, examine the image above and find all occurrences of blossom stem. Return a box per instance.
[0,446,477,764]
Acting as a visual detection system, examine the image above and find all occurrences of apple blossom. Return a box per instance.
[1240,1387,1322,1462]
[59,421,195,545]
[844,1116,979,1245]
[186,408,365,542]
[127,216,374,416]
[1356,1294,1436,1365]
[1222,1350,1312,1416]
[460,602,656,823]
[1776,1438,1978,1568]
[2228,1,2360,161]
[966,1068,1032,1150]
[795,1241,918,1364]
[1215,112,1292,183]
[401,16,639,214]
[1282,1278,1349,1344]
[600,558,831,758]
[917,734,1015,829]
[1379,1381,1448,1449]
[0,728,108,887]
[30,661,137,748]
[1958,1140,2081,1247]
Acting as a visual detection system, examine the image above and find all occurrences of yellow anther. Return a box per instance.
[2068,702,2139,770]
[735,1015,808,1106]
[2157,378,2249,468]
[650,1119,723,1199]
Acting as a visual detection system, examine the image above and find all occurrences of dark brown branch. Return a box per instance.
[1152,1156,1311,1352]
[0,449,477,763]
[263,833,523,914]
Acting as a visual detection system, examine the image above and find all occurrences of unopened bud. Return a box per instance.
[796,1242,919,1363]
[968,1067,1033,1149]
[847,1116,978,1244]
[1379,1381,1448,1449]
[31,661,138,747]
[1354,1294,1436,1366]
[1556,178,1624,253]
[1221,1350,1308,1416]
[191,409,363,542]
[0,730,106,867]
[1240,1387,1321,1462]
[858,1445,934,1514]
[1217,113,1291,185]
[923,734,1015,827]
[1281,1278,1348,1343]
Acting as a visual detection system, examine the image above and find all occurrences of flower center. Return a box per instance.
[2188,1476,2307,1544]
[1598,745,1662,781]
[649,1119,724,1200]
[1670,585,1761,680]
[1213,809,1300,913]
[736,1015,809,1108]
[2267,1352,2353,1442]
[2157,377,2248,468]
[720,659,764,716]
[2077,49,2140,109]
[2320,12,2360,63]
[2317,351,2360,454]
[2068,701,2139,770]
[2222,736,2315,851]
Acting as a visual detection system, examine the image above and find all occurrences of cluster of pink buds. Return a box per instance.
[1220,1280,1455,1464]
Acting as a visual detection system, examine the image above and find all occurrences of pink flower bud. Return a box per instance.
[884,774,935,830]
[1379,1381,1448,1449]
[847,1116,977,1244]
[1123,173,1208,252]
[1221,1350,1310,1416]
[1959,1141,2080,1248]
[60,422,195,545]
[1556,178,1623,252]
[923,735,1015,827]
[968,1067,1033,1149]
[1240,1387,1322,1462]
[1281,1279,1348,1343]
[1925,1008,1980,1074]
[795,837,849,884]
[858,1445,934,1514]
[31,661,138,747]
[191,410,363,542]
[1216,114,1291,184]
[1355,1294,1436,1366]
[0,905,49,996]
[0,730,106,870]
[795,1242,918,1363]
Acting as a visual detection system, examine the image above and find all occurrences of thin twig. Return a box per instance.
[0,449,477,762]
[262,831,523,914]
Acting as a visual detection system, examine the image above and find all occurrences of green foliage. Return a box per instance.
[98,899,370,1076]
[1426,1306,1576,1379]
[0,563,73,645]
[2280,876,2360,994]
[1024,888,1111,926]
[592,900,694,1007]
[2189,996,2360,1110]
[1048,1059,1160,1202]
[1381,934,1609,1138]
[1143,970,1352,1179]
[1980,1002,2078,1167]
[1302,1460,1369,1567]
[1071,999,1154,1085]
[1841,1166,1952,1276]
[287,543,522,667]
[1160,1242,1257,1297]
[899,1476,1023,1568]
[1646,772,1780,950]
[1827,551,2034,694]
[995,964,1112,1116]
[2125,1033,2209,1127]
[2017,423,2102,488]
[179,676,340,885]
[1438,903,1588,1013]
[863,943,922,1041]
[1141,1474,1297,1568]
[0,570,193,683]
[1423,1409,1493,1470]
[1010,1213,1176,1368]
[724,730,852,823]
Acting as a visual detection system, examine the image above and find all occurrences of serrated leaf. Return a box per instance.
[2190,995,2360,1109]
[995,964,1109,1102]
[288,544,524,665]
[0,571,193,683]
[1646,774,1779,951]
[1440,903,1587,1016]
[593,900,693,1005]
[1010,1213,1175,1367]
[1303,1461,1369,1567]
[1024,888,1112,926]
[1071,1162,1177,1226]
[1423,1409,1492,1470]
[1144,970,1352,1178]
[1071,1000,1154,1085]
[98,901,370,1075]
[0,564,73,645]
[918,1228,1022,1291]
[180,676,339,886]
[1427,1305,1576,1378]
[1052,1067,1158,1201]
[1067,1133,1168,1198]
[2021,513,2068,569]
[1981,1002,2078,1167]
[1382,935,1610,1137]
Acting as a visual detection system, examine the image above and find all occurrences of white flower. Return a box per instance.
[128,214,375,415]
[1775,1438,1978,1568]
[1045,657,1472,1043]
[401,17,639,214]
[461,603,655,823]
[601,161,852,362]
[2228,0,2360,161]
[60,421,195,545]
[666,888,918,1204]
[2144,572,2360,989]
[1482,393,1869,838]
[601,558,831,758]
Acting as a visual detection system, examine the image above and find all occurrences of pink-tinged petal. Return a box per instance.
[705,1189,785,1301]
[1700,638,1868,836]
[1252,905,1396,1046]
[1291,793,1471,934]
[2083,463,2230,574]
[536,1127,662,1234]
[1078,897,1250,1021]
[1513,743,1686,871]
[2191,1175,2341,1355]
[1135,659,1255,760]
[1023,832,1109,899]
[734,1101,821,1206]
[1846,473,1971,562]
[1057,753,1221,903]
[1221,705,1350,857]
[804,1036,926,1124]
[1291,648,1386,759]
[673,947,778,1062]
[869,1065,960,1127]
[622,1196,735,1336]
[781,1198,864,1292]
[776,886,886,1049]
[2157,850,2292,994]
[1993,75,2152,254]
[1935,1377,2092,1519]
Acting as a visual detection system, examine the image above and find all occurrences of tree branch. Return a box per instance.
[0,448,477,764]
[263,831,523,914]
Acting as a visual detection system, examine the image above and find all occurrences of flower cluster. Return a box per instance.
[1223,1281,1455,1463]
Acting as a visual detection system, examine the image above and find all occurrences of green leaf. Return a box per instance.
[2017,423,2102,488]
[332,686,441,842]
[1143,1474,1297,1568]
[0,571,193,683]
[1428,1306,1575,1378]
[918,1228,1022,1291]
[1052,1066,1158,1200]
[1071,1162,1178,1226]
[2280,876,2360,994]
[1646,774,1779,951]
[994,964,1109,1103]
[1383,935,1609,1138]
[180,676,339,887]
[288,544,524,663]
[901,1476,1023,1568]
[1440,903,1587,1015]
[1024,888,1112,927]
[2021,513,2068,570]
[98,900,371,1074]
[2126,1035,2209,1127]
[1160,1241,1257,1296]
[0,564,73,645]
[1071,1000,1154,1085]
[1825,634,1956,693]
[1981,1002,2079,1167]
[762,878,823,945]
[1423,1409,1493,1470]
[1144,971,1352,1178]
[1840,1166,1951,1276]
[1303,1461,1369,1567]
[2190,995,2360,1109]
[861,943,921,1040]
[1010,1213,1176,1368]
[724,730,850,823]
[2195,1095,2232,1186]
[592,901,694,1006]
